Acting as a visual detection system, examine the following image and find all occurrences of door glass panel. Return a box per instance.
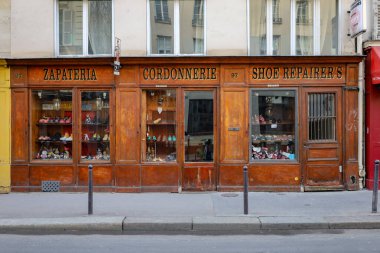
[185,91,214,162]
[250,90,296,161]
[142,89,177,162]
[80,91,110,161]
[32,90,73,161]
[308,93,336,141]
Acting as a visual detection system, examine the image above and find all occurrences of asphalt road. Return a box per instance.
[1,229,380,253]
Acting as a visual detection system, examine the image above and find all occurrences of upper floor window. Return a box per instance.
[57,0,113,56]
[155,0,171,23]
[249,0,338,56]
[149,0,205,55]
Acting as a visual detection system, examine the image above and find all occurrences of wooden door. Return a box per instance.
[182,89,217,191]
[302,87,344,190]
[11,88,29,164]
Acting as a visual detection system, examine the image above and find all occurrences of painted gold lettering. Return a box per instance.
[283,67,289,79]
[200,68,206,80]
[211,68,217,80]
[163,68,170,80]
[290,67,296,79]
[297,67,302,79]
[258,68,265,79]
[43,68,48,80]
[143,68,149,80]
[91,69,97,80]
[314,67,320,79]
[337,66,343,78]
[157,68,162,80]
[49,69,55,80]
[252,68,258,79]
[62,69,67,80]
[321,67,326,78]
[193,68,199,79]
[171,68,177,79]
[328,67,333,79]
[178,68,184,80]
[80,69,85,80]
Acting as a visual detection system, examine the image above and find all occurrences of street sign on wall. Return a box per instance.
[350,0,367,38]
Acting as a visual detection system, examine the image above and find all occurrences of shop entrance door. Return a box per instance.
[182,90,216,191]
[302,88,344,190]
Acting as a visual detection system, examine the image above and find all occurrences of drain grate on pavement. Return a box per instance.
[221,193,239,197]
[41,181,60,192]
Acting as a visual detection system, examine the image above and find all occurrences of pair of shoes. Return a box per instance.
[65,117,72,123]
[38,136,51,141]
[84,134,89,141]
[39,117,49,123]
[60,132,70,141]
[93,133,101,141]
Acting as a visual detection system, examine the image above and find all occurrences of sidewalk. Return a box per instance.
[0,191,379,233]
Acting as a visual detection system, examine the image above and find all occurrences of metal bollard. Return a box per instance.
[243,165,249,215]
[372,160,379,213]
[88,164,93,215]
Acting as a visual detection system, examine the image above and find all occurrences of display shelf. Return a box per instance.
[146,121,176,125]
[142,89,177,162]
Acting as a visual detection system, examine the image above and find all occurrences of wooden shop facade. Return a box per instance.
[8,56,362,192]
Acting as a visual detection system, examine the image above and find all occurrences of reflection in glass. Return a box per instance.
[296,0,313,55]
[273,0,291,55]
[81,91,110,161]
[250,0,267,55]
[88,0,112,55]
[150,0,174,54]
[32,90,73,160]
[320,0,338,55]
[180,0,204,54]
[59,0,83,55]
[250,90,296,161]
[142,89,177,162]
[185,91,213,162]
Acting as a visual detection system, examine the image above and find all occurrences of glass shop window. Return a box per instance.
[142,89,177,162]
[184,91,214,162]
[31,90,73,161]
[80,91,110,161]
[250,89,297,161]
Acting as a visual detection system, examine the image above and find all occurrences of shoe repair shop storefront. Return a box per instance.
[8,56,361,192]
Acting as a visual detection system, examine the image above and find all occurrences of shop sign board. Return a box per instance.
[350,0,367,38]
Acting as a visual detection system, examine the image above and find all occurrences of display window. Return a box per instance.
[184,91,214,162]
[31,90,73,161]
[250,89,297,161]
[142,89,177,162]
[80,91,110,161]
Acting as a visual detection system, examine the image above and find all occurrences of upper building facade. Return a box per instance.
[0,0,358,58]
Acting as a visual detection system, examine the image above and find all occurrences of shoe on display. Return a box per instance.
[66,134,73,141]
[168,135,172,142]
[103,134,109,141]
[172,135,176,142]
